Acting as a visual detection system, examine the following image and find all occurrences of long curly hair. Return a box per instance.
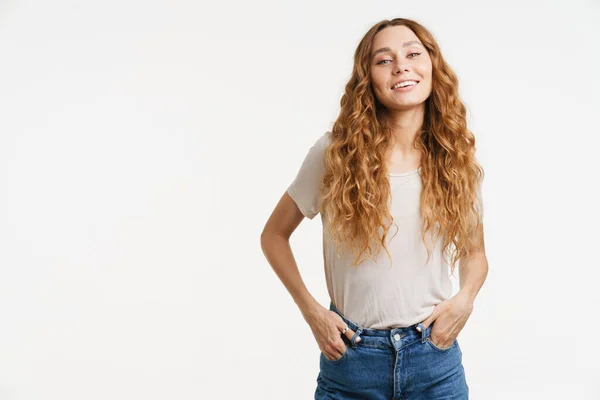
[320,18,484,275]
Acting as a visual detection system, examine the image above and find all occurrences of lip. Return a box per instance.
[390,79,420,89]
[391,80,419,92]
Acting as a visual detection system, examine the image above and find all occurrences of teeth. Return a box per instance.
[393,81,418,89]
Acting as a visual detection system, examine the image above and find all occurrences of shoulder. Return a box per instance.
[302,130,332,163]
[314,130,332,149]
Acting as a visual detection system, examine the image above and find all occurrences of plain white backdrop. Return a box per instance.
[0,0,599,399]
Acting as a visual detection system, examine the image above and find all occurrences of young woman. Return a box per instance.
[261,17,488,399]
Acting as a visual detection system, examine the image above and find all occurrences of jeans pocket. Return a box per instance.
[425,337,456,352]
[321,344,349,364]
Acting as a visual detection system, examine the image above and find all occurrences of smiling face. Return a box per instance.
[370,25,433,112]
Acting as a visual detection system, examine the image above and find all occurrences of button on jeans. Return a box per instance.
[315,301,469,399]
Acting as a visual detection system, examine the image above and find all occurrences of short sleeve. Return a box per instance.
[286,131,331,220]
[475,182,484,223]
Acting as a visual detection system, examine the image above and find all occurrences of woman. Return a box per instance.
[260,17,488,400]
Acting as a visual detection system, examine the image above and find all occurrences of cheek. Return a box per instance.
[425,66,433,79]
[371,73,387,92]
[422,60,433,78]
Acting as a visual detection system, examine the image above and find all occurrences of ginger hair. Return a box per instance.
[320,18,484,275]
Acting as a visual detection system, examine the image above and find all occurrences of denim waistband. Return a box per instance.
[329,301,430,346]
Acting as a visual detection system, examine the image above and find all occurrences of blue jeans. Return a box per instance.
[315,301,469,399]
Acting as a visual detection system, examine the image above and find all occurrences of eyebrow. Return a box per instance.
[371,41,424,60]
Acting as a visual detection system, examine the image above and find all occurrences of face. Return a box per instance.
[370,25,433,112]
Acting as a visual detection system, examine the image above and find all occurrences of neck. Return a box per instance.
[382,106,425,153]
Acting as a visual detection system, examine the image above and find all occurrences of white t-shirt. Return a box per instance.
[287,131,483,329]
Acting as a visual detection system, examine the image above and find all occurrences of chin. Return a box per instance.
[385,100,427,111]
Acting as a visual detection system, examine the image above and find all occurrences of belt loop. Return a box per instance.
[417,323,426,343]
[351,327,363,348]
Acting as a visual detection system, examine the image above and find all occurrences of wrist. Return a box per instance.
[458,288,477,305]
[297,296,323,318]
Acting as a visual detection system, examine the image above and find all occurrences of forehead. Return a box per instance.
[371,25,423,52]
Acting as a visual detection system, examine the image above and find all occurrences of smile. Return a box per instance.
[391,81,419,92]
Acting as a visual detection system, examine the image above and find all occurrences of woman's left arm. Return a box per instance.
[458,223,489,304]
[418,224,489,348]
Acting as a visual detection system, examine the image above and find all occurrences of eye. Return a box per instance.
[377,53,421,65]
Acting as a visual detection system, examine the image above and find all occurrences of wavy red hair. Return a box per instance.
[320,18,484,275]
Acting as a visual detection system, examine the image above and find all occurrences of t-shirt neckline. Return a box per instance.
[388,166,422,177]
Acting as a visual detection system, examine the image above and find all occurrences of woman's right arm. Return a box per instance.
[260,191,322,319]
[260,191,360,360]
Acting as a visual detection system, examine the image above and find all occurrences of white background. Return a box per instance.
[0,0,599,399]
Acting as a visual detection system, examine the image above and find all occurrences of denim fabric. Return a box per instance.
[315,301,469,399]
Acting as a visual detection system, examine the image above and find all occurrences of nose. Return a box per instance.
[394,57,412,75]
[394,64,411,74]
